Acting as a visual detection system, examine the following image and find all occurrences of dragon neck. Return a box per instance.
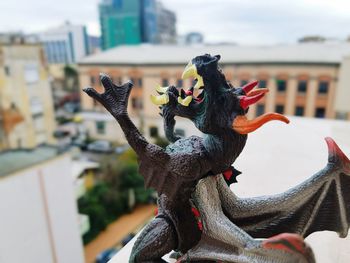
[203,129,247,171]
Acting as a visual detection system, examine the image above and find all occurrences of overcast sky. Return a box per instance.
[0,0,349,44]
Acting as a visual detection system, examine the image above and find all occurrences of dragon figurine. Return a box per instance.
[84,54,350,263]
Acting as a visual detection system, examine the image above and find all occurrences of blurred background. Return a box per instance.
[0,0,350,262]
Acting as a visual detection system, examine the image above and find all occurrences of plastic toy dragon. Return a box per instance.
[84,54,350,263]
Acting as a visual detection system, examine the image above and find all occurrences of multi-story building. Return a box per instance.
[78,43,350,142]
[185,32,204,45]
[155,1,176,44]
[37,22,90,64]
[99,0,176,50]
[0,146,84,263]
[0,41,56,150]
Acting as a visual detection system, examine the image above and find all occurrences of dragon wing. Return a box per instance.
[218,137,350,239]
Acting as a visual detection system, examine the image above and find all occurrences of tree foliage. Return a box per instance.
[78,148,155,244]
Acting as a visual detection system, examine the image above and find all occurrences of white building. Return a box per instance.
[38,22,90,64]
[0,146,84,263]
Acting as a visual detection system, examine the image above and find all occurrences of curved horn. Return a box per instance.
[239,92,265,110]
[242,81,259,94]
[156,85,168,94]
[150,94,169,105]
[178,96,193,107]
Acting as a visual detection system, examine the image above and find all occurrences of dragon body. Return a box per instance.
[84,54,350,263]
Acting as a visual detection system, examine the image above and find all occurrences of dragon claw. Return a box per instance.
[83,87,101,100]
[84,73,134,118]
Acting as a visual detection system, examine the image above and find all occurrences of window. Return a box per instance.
[96,121,106,134]
[175,128,185,137]
[315,108,325,118]
[24,65,39,84]
[33,113,44,131]
[295,106,304,116]
[336,112,348,120]
[256,104,265,116]
[90,76,96,85]
[138,78,143,87]
[112,0,123,9]
[132,98,137,109]
[177,79,183,87]
[240,80,248,86]
[162,79,169,86]
[259,80,267,88]
[276,79,287,92]
[4,66,10,76]
[132,98,143,109]
[149,126,158,138]
[297,80,307,93]
[275,104,284,114]
[318,81,329,94]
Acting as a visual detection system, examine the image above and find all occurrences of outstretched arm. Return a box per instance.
[83,74,165,160]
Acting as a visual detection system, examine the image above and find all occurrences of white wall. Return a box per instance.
[0,155,84,263]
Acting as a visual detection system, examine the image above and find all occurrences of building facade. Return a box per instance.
[0,146,84,263]
[99,0,176,50]
[0,42,56,150]
[37,22,90,64]
[78,43,350,142]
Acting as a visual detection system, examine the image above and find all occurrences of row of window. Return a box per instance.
[90,76,330,95]
[275,79,329,94]
[256,104,326,118]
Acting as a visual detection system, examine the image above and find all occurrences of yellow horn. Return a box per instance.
[178,96,193,107]
[182,62,197,80]
[150,94,169,105]
[156,85,168,94]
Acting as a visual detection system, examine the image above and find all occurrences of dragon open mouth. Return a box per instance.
[181,62,205,105]
[232,81,290,134]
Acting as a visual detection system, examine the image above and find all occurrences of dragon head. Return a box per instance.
[151,54,289,141]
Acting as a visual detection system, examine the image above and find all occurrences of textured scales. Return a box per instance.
[84,55,350,263]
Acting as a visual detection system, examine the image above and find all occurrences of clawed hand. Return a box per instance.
[83,73,133,119]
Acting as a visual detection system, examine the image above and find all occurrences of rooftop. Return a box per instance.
[0,145,63,178]
[79,42,350,66]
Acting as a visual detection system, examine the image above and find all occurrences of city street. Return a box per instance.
[84,204,157,263]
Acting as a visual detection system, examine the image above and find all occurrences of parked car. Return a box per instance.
[115,144,130,154]
[87,140,113,153]
[96,248,118,263]
[71,136,88,150]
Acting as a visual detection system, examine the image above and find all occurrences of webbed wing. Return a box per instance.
[218,137,350,239]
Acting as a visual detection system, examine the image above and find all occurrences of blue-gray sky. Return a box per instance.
[0,0,349,44]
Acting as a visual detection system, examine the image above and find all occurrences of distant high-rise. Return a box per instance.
[38,22,90,64]
[185,32,204,45]
[155,1,176,44]
[99,0,176,50]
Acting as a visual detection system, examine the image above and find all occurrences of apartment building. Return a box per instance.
[78,43,350,141]
[0,42,56,150]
